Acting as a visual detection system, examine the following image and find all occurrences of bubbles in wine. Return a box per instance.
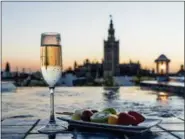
[40,46,62,68]
[40,45,62,87]
[41,66,62,87]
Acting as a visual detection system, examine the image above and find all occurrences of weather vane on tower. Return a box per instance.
[110,15,112,20]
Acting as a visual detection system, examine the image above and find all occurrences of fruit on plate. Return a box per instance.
[72,109,84,120]
[90,111,110,123]
[72,113,81,120]
[103,108,117,115]
[74,109,85,117]
[108,114,118,125]
[128,111,145,125]
[118,112,137,125]
[81,110,93,122]
[91,110,98,113]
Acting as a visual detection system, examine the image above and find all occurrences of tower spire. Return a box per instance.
[109,15,113,29]
[108,15,115,41]
[110,15,112,21]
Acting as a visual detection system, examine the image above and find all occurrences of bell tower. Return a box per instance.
[103,15,120,78]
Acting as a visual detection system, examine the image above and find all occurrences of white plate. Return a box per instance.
[57,116,162,134]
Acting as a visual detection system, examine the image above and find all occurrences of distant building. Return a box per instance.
[73,59,153,78]
[59,73,77,86]
[74,65,88,77]
[87,63,102,79]
[2,71,12,78]
[74,62,103,79]
[177,65,185,76]
[119,63,140,76]
[103,16,120,77]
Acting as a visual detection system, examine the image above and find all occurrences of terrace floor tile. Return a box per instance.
[151,132,180,139]
[2,118,38,126]
[150,126,165,132]
[159,123,184,131]
[171,132,184,139]
[1,133,26,139]
[2,125,35,134]
[160,117,184,124]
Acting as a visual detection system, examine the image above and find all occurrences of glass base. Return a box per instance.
[38,122,67,134]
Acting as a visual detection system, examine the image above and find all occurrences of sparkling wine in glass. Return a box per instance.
[38,32,65,133]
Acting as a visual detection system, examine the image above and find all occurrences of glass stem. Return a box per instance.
[49,87,55,124]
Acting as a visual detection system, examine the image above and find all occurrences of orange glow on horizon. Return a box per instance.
[2,58,182,73]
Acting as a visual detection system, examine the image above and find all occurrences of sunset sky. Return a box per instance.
[2,2,184,73]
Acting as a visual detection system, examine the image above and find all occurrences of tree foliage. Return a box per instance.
[74,61,78,69]
[5,62,10,72]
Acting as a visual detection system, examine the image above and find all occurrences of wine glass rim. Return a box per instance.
[41,32,60,36]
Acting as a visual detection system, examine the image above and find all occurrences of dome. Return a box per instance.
[155,54,170,62]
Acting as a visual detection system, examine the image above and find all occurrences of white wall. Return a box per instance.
[2,82,16,92]
[59,73,77,86]
[113,76,135,86]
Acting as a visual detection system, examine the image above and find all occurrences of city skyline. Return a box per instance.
[2,2,184,72]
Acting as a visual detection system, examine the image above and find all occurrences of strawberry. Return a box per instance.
[118,112,137,125]
[128,111,145,125]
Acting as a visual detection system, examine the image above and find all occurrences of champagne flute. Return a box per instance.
[38,32,66,133]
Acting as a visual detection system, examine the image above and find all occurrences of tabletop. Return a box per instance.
[1,115,184,139]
